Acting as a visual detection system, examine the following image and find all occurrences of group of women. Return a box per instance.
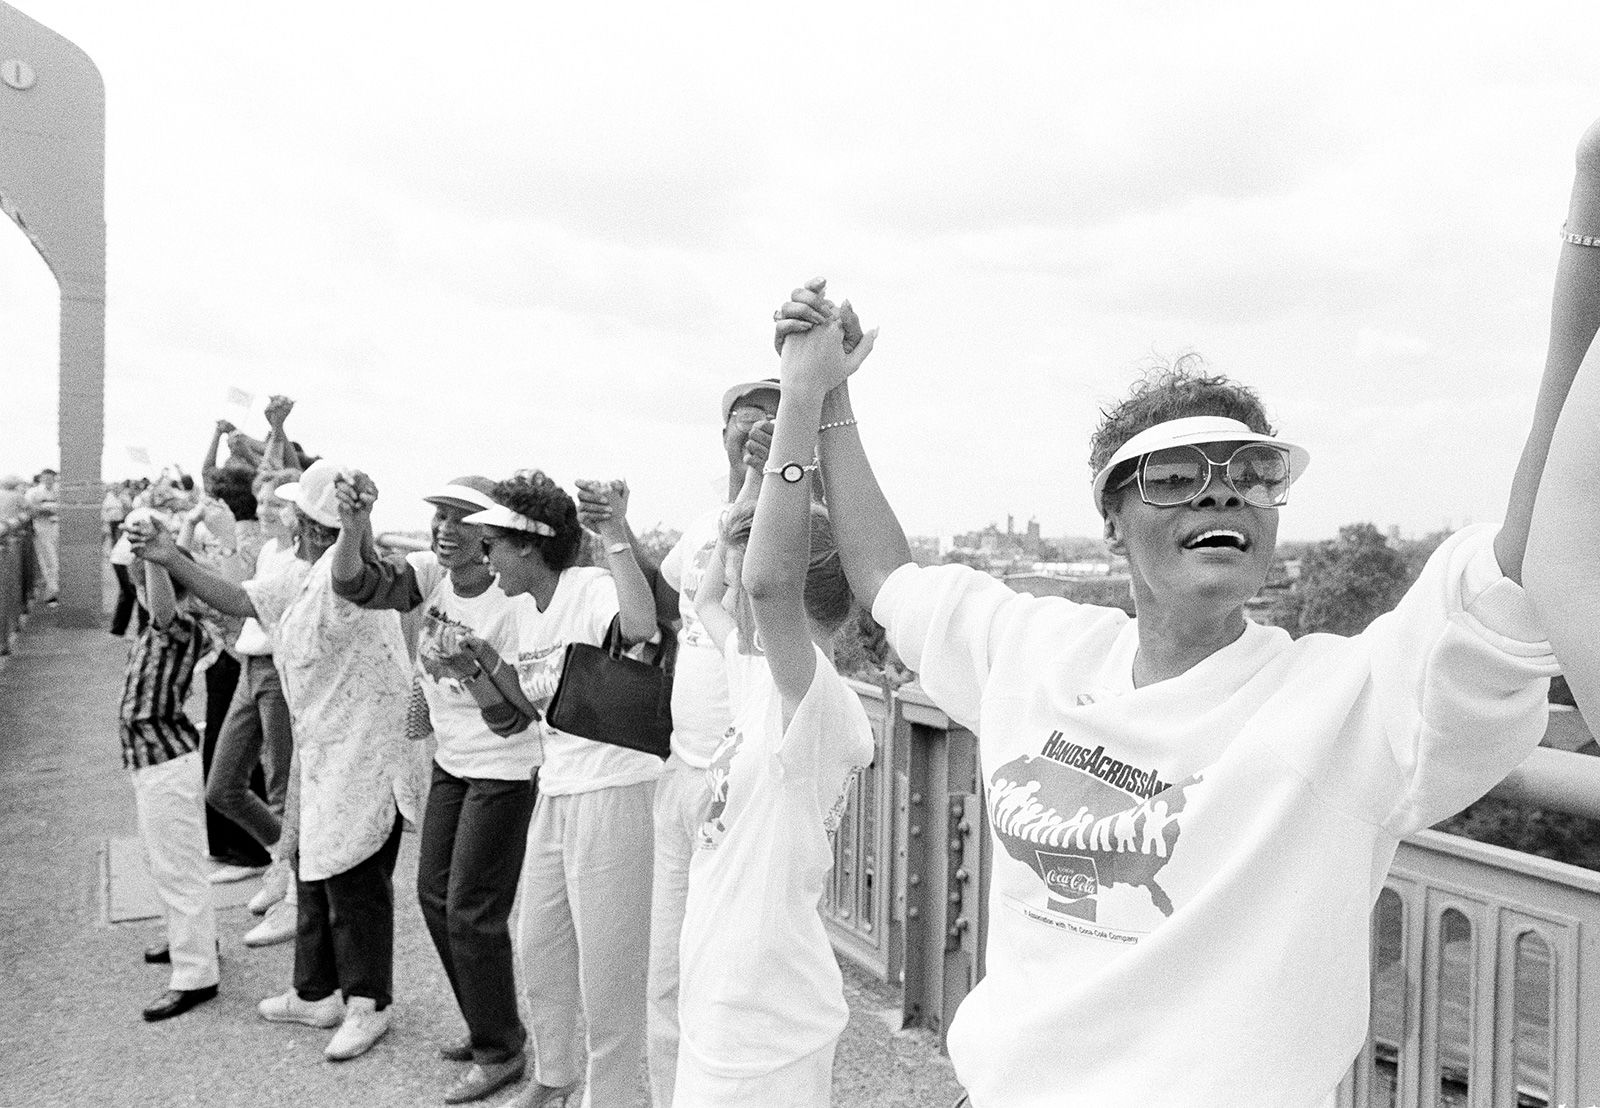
[121,112,1600,1108]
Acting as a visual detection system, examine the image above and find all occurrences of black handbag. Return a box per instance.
[545,616,675,759]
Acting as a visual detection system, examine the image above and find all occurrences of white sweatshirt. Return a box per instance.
[873,525,1556,1108]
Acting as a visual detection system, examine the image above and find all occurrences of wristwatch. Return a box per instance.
[764,461,819,484]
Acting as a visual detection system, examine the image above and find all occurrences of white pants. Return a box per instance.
[647,757,710,1107]
[131,752,220,991]
[32,517,58,597]
[672,1039,836,1108]
[517,780,655,1108]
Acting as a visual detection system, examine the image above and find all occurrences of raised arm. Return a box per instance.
[261,395,295,473]
[575,479,657,646]
[129,520,257,619]
[693,466,761,654]
[143,559,180,629]
[329,471,423,610]
[1494,118,1600,583]
[773,280,910,610]
[744,320,840,708]
[201,419,233,480]
[1524,122,1600,716]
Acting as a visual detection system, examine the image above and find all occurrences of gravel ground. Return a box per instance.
[0,612,963,1108]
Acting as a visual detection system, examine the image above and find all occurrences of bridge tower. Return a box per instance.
[0,3,105,628]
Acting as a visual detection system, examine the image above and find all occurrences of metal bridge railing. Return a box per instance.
[824,684,1600,1107]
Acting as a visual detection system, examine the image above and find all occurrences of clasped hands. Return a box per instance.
[771,277,878,391]
[574,478,632,538]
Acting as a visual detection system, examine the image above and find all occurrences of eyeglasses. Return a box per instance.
[1113,442,1292,509]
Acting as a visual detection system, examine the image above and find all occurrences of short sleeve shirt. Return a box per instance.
[677,641,875,1077]
[510,566,662,795]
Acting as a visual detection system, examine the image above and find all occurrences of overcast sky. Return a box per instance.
[1,1,1596,543]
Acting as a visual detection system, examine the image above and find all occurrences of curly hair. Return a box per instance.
[721,501,855,636]
[489,470,583,571]
[1089,353,1275,513]
[205,464,258,522]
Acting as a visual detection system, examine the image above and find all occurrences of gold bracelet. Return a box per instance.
[819,417,857,432]
[1561,222,1600,248]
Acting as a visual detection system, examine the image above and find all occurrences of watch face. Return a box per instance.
[781,462,806,483]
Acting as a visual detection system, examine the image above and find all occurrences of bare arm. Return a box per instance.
[1524,125,1600,717]
[575,479,657,647]
[1494,119,1600,583]
[201,419,232,480]
[261,395,294,473]
[773,280,910,611]
[693,536,738,653]
[143,560,179,629]
[129,522,257,619]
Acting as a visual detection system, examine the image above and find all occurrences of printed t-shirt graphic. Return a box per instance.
[991,734,1198,923]
[698,727,743,849]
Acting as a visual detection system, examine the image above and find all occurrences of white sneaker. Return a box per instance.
[324,997,391,1061]
[248,862,291,914]
[258,989,344,1028]
[244,899,296,947]
[208,862,269,885]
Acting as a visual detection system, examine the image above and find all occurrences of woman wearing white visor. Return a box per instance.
[464,471,660,1108]
[767,113,1600,1108]
[330,474,540,1104]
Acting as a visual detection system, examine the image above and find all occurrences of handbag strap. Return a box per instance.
[602,614,625,658]
[603,613,679,674]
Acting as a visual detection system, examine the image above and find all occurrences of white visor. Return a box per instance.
[1091,416,1310,512]
[462,504,556,537]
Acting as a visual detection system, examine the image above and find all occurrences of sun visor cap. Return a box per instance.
[421,477,499,514]
[720,379,782,424]
[1090,416,1310,510]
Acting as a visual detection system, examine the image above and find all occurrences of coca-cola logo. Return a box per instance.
[1036,851,1099,901]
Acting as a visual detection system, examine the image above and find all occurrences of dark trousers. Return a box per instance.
[200,652,271,867]
[205,654,294,850]
[419,763,537,1063]
[295,812,404,1009]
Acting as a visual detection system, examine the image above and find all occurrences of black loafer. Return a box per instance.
[444,1053,527,1103]
[142,984,218,1022]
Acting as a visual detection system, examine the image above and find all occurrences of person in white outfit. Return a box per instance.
[768,117,1600,1108]
[672,333,874,1107]
[462,470,660,1108]
[642,376,779,1107]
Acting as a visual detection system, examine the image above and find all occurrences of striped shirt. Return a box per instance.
[118,610,213,769]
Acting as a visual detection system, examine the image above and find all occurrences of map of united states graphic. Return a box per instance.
[990,754,1199,920]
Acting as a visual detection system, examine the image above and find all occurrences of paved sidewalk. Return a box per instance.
[0,612,962,1108]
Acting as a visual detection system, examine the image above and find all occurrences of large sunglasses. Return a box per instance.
[1113,442,1292,509]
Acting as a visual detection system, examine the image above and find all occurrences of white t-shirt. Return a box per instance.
[677,639,875,1086]
[510,565,663,795]
[245,552,417,881]
[406,551,539,781]
[234,537,297,657]
[661,504,733,767]
[873,524,1557,1108]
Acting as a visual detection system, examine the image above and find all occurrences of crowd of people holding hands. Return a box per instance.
[63,115,1600,1108]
